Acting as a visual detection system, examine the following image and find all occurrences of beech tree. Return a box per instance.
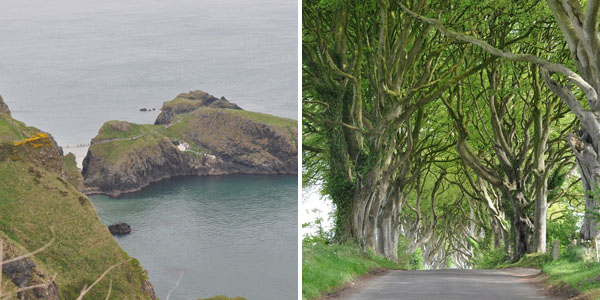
[401,0,600,241]
[302,0,491,260]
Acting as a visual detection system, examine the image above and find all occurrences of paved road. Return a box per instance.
[343,268,555,300]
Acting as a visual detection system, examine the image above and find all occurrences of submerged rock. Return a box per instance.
[108,222,132,235]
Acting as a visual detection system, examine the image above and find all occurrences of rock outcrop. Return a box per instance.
[110,121,131,132]
[0,127,82,192]
[141,270,157,300]
[1,238,59,300]
[154,90,241,125]
[0,94,10,116]
[108,222,132,235]
[82,90,297,197]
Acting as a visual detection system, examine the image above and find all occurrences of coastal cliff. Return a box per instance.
[0,95,156,299]
[82,90,297,197]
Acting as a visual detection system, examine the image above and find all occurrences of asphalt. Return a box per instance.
[342,268,555,300]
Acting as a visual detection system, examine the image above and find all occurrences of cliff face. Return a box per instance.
[0,97,156,299]
[0,94,11,115]
[82,90,297,197]
[1,236,60,300]
[83,136,229,196]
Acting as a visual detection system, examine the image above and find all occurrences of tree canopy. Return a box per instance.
[303,0,596,266]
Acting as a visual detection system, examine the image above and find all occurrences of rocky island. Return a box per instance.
[82,90,298,197]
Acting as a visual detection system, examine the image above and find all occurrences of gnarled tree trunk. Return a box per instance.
[568,133,600,240]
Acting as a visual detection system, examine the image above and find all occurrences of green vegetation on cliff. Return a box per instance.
[93,121,162,142]
[88,107,296,166]
[0,108,153,299]
[0,113,38,142]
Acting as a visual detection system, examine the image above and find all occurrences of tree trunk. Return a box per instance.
[533,177,548,253]
[513,217,531,260]
[510,192,533,260]
[570,131,600,240]
[533,196,548,253]
[491,218,505,249]
[533,180,548,253]
[351,176,402,260]
[377,206,400,261]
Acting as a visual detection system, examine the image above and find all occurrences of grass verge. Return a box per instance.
[542,259,600,299]
[495,253,600,299]
[302,241,403,300]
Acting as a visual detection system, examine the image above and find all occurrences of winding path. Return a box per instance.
[341,268,557,300]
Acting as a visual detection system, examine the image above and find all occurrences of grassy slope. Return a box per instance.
[302,242,403,300]
[0,160,150,299]
[63,152,83,190]
[0,113,38,141]
[92,134,163,163]
[0,115,150,299]
[225,108,297,129]
[165,107,297,141]
[162,97,204,109]
[94,121,162,141]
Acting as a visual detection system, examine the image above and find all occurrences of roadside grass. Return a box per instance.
[492,253,600,299]
[542,259,600,299]
[302,241,404,300]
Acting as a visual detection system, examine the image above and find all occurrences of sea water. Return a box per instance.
[90,175,297,300]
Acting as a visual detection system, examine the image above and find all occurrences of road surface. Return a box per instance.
[342,268,555,300]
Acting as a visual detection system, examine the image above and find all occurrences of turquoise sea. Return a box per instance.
[90,175,297,300]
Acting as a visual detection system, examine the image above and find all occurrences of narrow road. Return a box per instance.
[342,268,556,300]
